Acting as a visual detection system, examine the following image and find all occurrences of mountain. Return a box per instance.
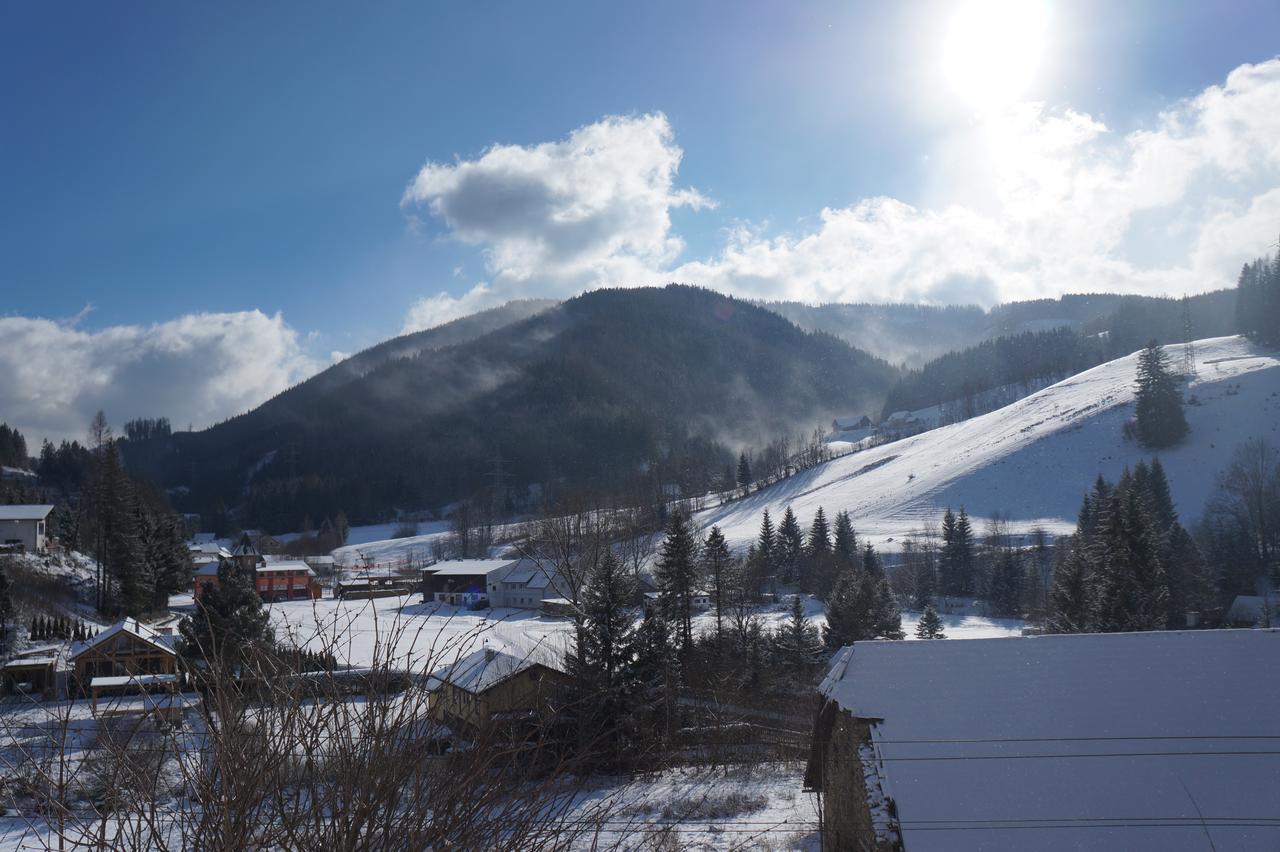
[698,335,1280,549]
[133,286,898,532]
[287,298,558,397]
[764,290,1236,368]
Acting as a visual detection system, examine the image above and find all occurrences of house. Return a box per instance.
[832,415,873,432]
[1,644,66,698]
[422,559,518,608]
[806,630,1280,851]
[193,542,321,603]
[69,618,179,698]
[0,504,54,554]
[426,647,570,735]
[254,560,322,602]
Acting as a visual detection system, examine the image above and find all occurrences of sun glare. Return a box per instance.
[943,0,1050,109]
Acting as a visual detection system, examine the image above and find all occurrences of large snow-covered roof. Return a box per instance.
[822,629,1280,851]
[257,560,315,575]
[0,504,54,521]
[426,559,520,577]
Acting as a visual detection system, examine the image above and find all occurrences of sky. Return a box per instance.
[2,0,1280,445]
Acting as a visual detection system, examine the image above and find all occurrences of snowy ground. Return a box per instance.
[266,594,575,672]
[265,593,1025,674]
[700,336,1280,549]
[567,762,819,850]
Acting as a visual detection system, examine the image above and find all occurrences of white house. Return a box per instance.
[0,504,54,554]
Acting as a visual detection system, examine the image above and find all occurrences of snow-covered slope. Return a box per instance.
[700,336,1280,547]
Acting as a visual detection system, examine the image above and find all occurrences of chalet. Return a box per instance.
[1226,592,1278,627]
[426,647,569,735]
[69,618,179,699]
[0,504,54,554]
[832,415,873,432]
[335,574,416,600]
[806,630,1280,851]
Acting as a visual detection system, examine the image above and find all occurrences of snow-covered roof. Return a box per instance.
[1226,594,1277,624]
[90,673,178,688]
[426,559,520,577]
[70,618,177,660]
[0,504,54,521]
[257,560,315,575]
[194,561,221,576]
[821,630,1280,851]
[426,648,551,695]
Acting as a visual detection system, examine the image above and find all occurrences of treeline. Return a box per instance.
[1237,244,1280,345]
[880,290,1238,422]
[1050,460,1214,633]
[882,327,1106,417]
[79,412,193,617]
[0,424,29,469]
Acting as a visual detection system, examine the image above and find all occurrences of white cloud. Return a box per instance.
[401,112,711,317]
[0,311,318,445]
[680,59,1280,305]
[401,283,499,334]
[404,60,1280,316]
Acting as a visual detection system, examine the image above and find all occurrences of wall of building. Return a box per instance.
[1,518,44,553]
[821,710,901,852]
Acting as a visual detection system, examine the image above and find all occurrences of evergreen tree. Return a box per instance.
[567,550,638,765]
[178,559,275,677]
[914,602,946,639]
[1097,488,1170,632]
[988,549,1024,617]
[755,509,776,590]
[736,452,753,491]
[832,510,858,566]
[807,508,831,558]
[825,544,904,647]
[773,594,824,672]
[1134,341,1188,448]
[701,526,732,643]
[655,511,697,659]
[777,506,804,585]
[805,507,836,595]
[631,609,676,745]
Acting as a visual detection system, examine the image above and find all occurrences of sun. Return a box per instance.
[942,0,1051,109]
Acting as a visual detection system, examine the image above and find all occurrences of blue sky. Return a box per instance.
[3,1,1280,442]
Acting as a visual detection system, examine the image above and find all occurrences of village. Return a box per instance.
[1,497,1277,849]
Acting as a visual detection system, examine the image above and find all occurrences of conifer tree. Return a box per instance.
[701,526,731,644]
[736,452,753,491]
[989,549,1025,617]
[833,510,858,566]
[807,508,831,558]
[914,602,946,639]
[178,559,275,677]
[1097,488,1170,632]
[774,594,824,671]
[1134,341,1188,448]
[655,511,697,659]
[567,550,638,764]
[777,507,804,585]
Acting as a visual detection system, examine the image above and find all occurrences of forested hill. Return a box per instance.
[766,290,1237,369]
[284,298,558,398]
[879,289,1238,417]
[129,286,897,533]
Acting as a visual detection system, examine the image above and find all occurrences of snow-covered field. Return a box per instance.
[266,592,1025,675]
[267,594,575,671]
[700,336,1280,549]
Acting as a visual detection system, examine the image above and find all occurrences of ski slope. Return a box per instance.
[700,336,1280,548]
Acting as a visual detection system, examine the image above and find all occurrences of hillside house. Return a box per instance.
[69,618,179,699]
[426,647,569,735]
[0,504,53,554]
[805,630,1280,851]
